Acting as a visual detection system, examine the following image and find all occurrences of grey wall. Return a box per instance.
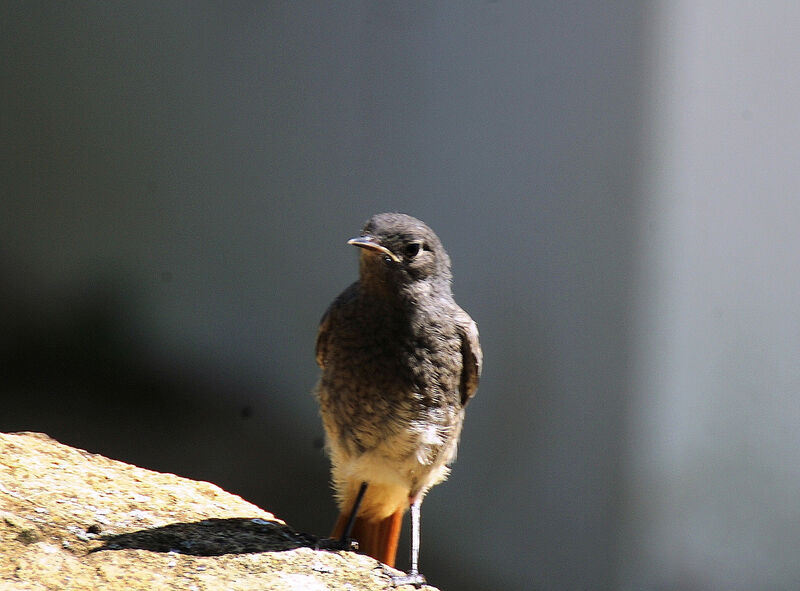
[622,3,800,590]
[4,3,798,590]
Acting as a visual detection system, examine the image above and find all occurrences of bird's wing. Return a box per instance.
[455,308,482,406]
[315,308,332,369]
[316,282,359,369]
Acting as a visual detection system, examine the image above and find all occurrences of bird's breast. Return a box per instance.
[317,296,464,458]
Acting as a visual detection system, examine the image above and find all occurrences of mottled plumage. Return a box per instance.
[315,213,481,581]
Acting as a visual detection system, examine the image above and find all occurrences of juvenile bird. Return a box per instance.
[315,213,482,585]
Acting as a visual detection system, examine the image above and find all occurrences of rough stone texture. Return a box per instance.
[0,432,436,590]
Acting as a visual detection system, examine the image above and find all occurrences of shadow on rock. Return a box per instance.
[94,517,320,556]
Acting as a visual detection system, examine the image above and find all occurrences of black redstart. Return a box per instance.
[315,212,482,585]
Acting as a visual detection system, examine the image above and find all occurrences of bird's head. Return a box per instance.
[348,213,452,292]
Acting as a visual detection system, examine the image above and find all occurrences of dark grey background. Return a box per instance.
[4,3,799,590]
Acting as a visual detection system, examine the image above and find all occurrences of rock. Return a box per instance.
[0,432,436,590]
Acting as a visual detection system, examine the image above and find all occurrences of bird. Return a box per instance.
[314,212,482,585]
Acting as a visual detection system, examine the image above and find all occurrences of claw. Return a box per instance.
[315,536,359,552]
[384,566,426,588]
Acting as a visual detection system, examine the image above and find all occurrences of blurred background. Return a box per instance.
[3,2,799,590]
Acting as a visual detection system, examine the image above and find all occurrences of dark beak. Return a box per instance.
[347,236,401,263]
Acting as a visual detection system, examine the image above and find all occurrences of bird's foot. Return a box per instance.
[386,567,426,588]
[315,536,359,552]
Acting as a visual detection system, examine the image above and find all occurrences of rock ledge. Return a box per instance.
[0,432,435,590]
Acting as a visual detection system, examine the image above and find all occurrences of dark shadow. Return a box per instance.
[0,268,335,544]
[94,517,321,556]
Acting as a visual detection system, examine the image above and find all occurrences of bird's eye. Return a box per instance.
[404,242,422,258]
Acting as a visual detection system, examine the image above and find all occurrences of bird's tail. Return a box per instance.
[331,509,404,568]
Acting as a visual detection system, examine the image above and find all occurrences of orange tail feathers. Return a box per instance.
[331,509,404,568]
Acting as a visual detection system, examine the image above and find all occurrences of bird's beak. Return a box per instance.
[347,236,401,263]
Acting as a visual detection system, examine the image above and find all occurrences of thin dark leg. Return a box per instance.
[341,481,368,542]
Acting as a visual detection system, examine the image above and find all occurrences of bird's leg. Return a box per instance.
[409,498,422,576]
[341,481,368,542]
[317,481,368,552]
[391,498,426,587]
